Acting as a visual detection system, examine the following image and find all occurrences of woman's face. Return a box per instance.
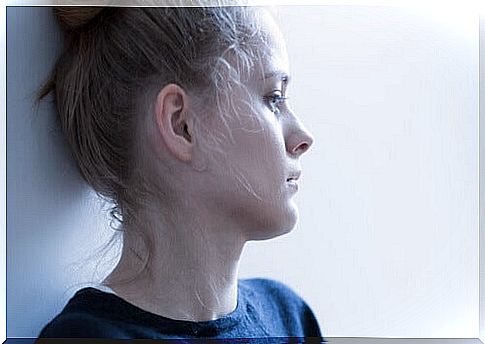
[193,10,314,241]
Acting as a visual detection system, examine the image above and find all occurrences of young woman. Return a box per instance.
[37,4,323,341]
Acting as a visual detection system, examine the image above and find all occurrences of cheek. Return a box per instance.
[246,132,288,201]
[217,98,288,189]
[234,113,285,169]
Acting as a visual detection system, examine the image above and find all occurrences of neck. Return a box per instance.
[102,199,247,321]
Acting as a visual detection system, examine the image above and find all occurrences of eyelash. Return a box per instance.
[263,92,289,115]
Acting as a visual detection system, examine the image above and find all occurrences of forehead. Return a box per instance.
[248,9,290,81]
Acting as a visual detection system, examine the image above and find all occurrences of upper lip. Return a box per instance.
[286,170,302,182]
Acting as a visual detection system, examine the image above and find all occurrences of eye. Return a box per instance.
[263,91,289,116]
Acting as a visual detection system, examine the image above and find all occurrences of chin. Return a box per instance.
[247,225,295,241]
[247,206,299,241]
[253,227,295,241]
[239,186,300,241]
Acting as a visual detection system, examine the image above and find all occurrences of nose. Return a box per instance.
[285,116,314,157]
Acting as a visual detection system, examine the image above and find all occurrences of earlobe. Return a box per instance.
[154,84,193,163]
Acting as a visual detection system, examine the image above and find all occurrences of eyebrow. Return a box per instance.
[262,70,291,84]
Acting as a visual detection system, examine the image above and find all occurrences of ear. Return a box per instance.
[154,84,193,163]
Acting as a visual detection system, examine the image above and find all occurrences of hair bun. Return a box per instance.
[53,7,104,30]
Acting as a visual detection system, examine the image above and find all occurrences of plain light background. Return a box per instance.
[6,5,478,338]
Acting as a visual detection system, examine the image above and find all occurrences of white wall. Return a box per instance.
[7,6,478,338]
[239,5,478,337]
[7,7,120,338]
[479,15,485,344]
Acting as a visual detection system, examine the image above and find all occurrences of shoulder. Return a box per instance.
[239,278,323,338]
[38,311,123,339]
[240,277,305,307]
[37,288,126,339]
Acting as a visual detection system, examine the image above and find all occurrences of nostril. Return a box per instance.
[294,142,310,155]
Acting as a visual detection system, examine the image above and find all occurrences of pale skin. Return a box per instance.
[103,10,314,322]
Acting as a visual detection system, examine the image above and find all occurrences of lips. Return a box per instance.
[286,170,302,182]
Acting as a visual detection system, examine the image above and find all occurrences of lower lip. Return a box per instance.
[286,180,299,191]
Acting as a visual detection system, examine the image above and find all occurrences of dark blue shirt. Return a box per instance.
[37,278,324,342]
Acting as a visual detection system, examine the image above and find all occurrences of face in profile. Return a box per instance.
[194,9,314,241]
